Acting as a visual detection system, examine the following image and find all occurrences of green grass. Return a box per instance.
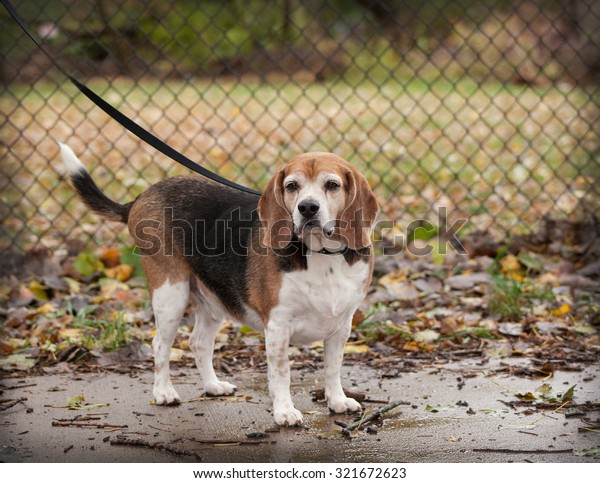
[486,272,556,321]
[67,307,133,352]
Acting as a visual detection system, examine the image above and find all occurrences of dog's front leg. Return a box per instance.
[265,323,303,426]
[324,319,362,414]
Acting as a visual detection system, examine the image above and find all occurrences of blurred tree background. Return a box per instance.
[3,0,599,84]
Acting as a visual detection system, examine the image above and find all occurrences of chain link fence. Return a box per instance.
[1,0,599,253]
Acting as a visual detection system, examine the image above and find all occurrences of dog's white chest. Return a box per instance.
[271,254,369,345]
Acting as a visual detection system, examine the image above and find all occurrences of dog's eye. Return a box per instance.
[285,181,299,192]
[325,180,340,191]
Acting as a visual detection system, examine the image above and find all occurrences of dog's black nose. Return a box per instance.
[298,199,320,218]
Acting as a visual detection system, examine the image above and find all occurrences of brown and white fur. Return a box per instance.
[60,143,378,426]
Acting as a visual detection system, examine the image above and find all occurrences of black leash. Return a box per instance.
[1,0,262,196]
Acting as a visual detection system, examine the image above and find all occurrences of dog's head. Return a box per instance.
[258,153,378,251]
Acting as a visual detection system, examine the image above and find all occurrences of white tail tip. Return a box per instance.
[58,142,86,174]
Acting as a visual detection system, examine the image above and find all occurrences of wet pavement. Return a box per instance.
[1,359,599,463]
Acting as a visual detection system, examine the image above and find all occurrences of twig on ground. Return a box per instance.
[188,437,268,446]
[110,436,203,460]
[0,383,37,391]
[0,397,28,411]
[52,421,128,429]
[473,448,572,454]
[311,388,390,405]
[341,400,409,436]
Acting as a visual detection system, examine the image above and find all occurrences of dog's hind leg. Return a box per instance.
[150,277,190,405]
[189,280,237,396]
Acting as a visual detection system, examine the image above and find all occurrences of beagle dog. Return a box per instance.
[59,144,378,426]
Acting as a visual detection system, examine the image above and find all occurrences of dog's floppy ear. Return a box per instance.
[258,168,293,249]
[339,168,378,250]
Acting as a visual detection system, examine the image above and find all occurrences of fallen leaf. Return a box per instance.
[537,272,558,286]
[445,272,490,290]
[0,353,37,371]
[63,277,81,294]
[572,324,597,335]
[500,254,521,274]
[385,282,420,301]
[403,340,433,352]
[0,282,12,302]
[413,329,440,343]
[574,447,600,459]
[518,252,543,272]
[425,404,455,412]
[59,328,84,340]
[424,307,454,318]
[104,264,134,282]
[43,276,68,292]
[534,321,569,335]
[378,269,408,287]
[562,385,576,403]
[498,322,523,337]
[73,250,103,277]
[35,303,56,315]
[550,304,571,317]
[169,347,191,362]
[343,343,369,354]
[99,279,130,299]
[50,395,110,410]
[414,277,443,293]
[28,281,49,300]
[515,392,537,401]
[99,247,121,268]
[535,383,552,397]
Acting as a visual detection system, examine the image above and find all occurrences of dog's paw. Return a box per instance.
[204,380,237,396]
[153,384,181,406]
[273,406,304,427]
[328,397,362,414]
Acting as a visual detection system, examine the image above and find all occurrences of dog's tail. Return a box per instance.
[59,143,132,224]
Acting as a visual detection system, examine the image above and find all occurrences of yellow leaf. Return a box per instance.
[343,344,369,354]
[28,281,49,300]
[64,277,81,294]
[378,268,408,287]
[550,304,571,317]
[169,347,194,361]
[511,273,524,281]
[179,339,190,351]
[402,341,421,352]
[169,348,185,362]
[59,328,83,340]
[104,264,134,282]
[100,279,130,299]
[500,254,521,274]
[36,303,55,314]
